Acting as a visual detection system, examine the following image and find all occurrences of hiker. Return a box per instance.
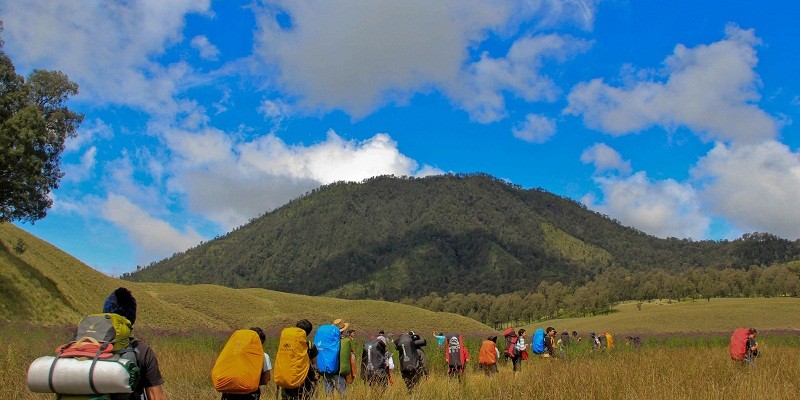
[445,333,469,380]
[543,327,556,358]
[512,329,527,373]
[478,336,500,375]
[395,331,428,391]
[218,327,273,400]
[104,287,167,400]
[340,329,357,386]
[276,319,318,400]
[590,332,601,351]
[560,331,571,347]
[318,319,350,395]
[745,328,759,366]
[573,331,582,343]
[362,331,391,388]
[434,331,446,347]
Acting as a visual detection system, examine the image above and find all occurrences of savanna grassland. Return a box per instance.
[4,323,800,400]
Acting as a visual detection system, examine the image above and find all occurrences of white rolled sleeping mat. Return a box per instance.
[27,355,137,394]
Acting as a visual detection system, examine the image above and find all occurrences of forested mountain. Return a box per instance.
[125,174,800,304]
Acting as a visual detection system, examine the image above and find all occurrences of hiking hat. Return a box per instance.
[102,287,137,325]
[333,318,350,332]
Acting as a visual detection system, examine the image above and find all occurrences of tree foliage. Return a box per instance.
[0,23,84,223]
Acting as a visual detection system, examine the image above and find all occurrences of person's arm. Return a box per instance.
[145,384,166,400]
[260,370,270,385]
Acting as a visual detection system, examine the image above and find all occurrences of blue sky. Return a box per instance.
[2,0,799,275]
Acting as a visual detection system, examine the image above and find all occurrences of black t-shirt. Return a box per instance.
[544,335,555,356]
[746,337,758,356]
[110,338,164,400]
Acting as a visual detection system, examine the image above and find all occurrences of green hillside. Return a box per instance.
[524,297,800,334]
[126,174,800,301]
[0,222,490,333]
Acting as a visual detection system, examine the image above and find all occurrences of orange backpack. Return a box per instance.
[211,330,264,394]
[274,327,310,388]
[478,340,497,365]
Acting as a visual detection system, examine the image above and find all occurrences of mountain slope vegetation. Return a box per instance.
[0,222,488,333]
[127,174,800,301]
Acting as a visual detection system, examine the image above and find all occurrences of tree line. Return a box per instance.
[400,262,800,328]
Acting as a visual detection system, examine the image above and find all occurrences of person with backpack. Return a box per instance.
[445,333,469,380]
[275,319,318,400]
[745,328,759,366]
[316,319,348,396]
[512,329,527,373]
[543,327,556,358]
[590,332,601,351]
[362,332,391,388]
[340,328,357,386]
[395,331,427,392]
[478,336,499,375]
[104,287,167,400]
[434,331,446,347]
[216,327,272,400]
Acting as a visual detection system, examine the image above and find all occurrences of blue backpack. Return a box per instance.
[532,328,546,354]
[313,324,341,374]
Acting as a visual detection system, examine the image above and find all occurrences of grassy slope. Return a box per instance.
[0,223,490,333]
[524,297,800,334]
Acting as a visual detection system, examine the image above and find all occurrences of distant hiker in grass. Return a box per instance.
[317,319,349,395]
[512,329,527,373]
[590,332,601,351]
[543,327,557,358]
[104,287,167,400]
[341,328,357,386]
[218,327,272,400]
[434,331,446,347]
[276,319,318,400]
[745,328,759,366]
[573,331,582,343]
[445,333,469,381]
[362,331,392,388]
[478,336,499,375]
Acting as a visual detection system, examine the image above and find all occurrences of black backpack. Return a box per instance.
[446,334,464,369]
[395,334,420,373]
[361,338,387,378]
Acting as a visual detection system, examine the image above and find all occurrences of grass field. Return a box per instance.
[4,323,800,399]
[0,222,490,333]
[524,298,800,335]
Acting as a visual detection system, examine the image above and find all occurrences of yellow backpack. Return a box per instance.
[605,332,614,349]
[211,330,264,394]
[274,327,310,389]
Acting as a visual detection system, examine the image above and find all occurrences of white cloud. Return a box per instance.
[160,127,430,229]
[693,141,800,239]
[566,24,779,143]
[190,35,220,60]
[582,172,710,239]
[65,119,114,153]
[1,0,211,115]
[102,193,204,264]
[580,143,632,174]
[253,0,595,120]
[63,147,98,183]
[450,34,591,123]
[258,98,293,124]
[512,114,557,143]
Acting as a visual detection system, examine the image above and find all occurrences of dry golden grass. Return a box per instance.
[525,298,800,335]
[1,222,489,333]
[5,323,799,400]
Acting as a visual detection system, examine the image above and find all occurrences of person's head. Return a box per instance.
[518,329,526,336]
[490,336,497,343]
[546,327,556,336]
[103,287,137,325]
[572,331,578,337]
[347,329,356,338]
[296,319,313,336]
[590,332,596,338]
[748,328,757,338]
[250,327,266,344]
[378,330,385,336]
[333,318,349,333]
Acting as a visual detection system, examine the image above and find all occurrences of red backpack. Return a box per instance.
[730,328,749,361]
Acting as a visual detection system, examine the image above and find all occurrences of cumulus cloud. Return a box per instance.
[253,0,594,120]
[512,114,557,143]
[160,127,435,229]
[102,194,204,264]
[190,35,220,60]
[582,172,711,239]
[580,143,632,174]
[450,34,591,123]
[693,141,800,239]
[566,24,779,143]
[1,0,211,115]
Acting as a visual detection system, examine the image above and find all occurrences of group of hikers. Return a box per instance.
[26,287,761,400]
